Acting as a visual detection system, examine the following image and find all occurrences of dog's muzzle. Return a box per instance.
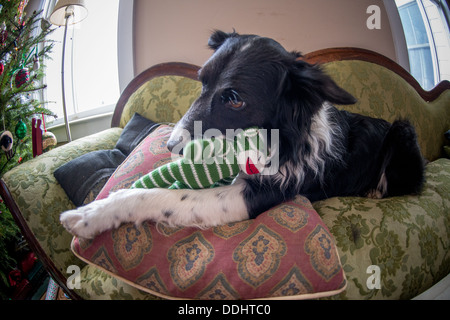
[167,124,192,154]
[166,136,183,154]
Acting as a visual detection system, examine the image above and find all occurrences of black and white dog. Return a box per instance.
[61,31,425,239]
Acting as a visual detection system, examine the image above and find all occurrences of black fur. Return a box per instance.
[168,30,425,218]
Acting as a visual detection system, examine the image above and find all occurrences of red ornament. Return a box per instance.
[15,68,29,88]
[20,252,37,274]
[0,62,4,76]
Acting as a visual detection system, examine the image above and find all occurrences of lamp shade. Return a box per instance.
[49,0,88,26]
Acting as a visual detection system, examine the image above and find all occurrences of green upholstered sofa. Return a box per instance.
[1,48,449,300]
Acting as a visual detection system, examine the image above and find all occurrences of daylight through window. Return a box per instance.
[43,0,120,123]
[395,0,450,90]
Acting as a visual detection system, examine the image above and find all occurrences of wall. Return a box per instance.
[133,0,398,74]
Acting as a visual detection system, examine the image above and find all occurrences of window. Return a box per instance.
[395,0,450,90]
[42,0,120,123]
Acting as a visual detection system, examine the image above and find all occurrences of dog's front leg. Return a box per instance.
[60,180,249,239]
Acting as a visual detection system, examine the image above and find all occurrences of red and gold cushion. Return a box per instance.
[71,125,346,299]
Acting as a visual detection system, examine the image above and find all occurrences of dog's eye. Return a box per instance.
[221,89,245,109]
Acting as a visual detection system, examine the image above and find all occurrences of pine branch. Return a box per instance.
[0,6,55,152]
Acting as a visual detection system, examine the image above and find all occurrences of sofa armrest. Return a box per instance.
[0,127,122,299]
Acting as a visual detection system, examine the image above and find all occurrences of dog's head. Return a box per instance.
[167,30,356,154]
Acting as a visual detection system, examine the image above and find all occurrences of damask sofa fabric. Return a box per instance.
[314,158,450,299]
[322,61,449,162]
[118,75,201,128]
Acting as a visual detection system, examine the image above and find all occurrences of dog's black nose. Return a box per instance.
[167,136,184,154]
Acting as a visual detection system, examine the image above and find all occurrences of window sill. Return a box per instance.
[47,104,115,129]
[47,110,113,130]
[47,106,115,142]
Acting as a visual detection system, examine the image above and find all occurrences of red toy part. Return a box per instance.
[245,157,260,175]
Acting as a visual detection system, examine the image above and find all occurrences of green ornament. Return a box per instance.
[15,119,27,139]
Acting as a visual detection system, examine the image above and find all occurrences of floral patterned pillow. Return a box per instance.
[71,125,347,299]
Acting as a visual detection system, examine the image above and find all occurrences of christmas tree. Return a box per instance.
[0,0,55,298]
[0,0,55,176]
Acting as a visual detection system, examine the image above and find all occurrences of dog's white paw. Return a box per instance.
[60,209,89,238]
[60,199,115,239]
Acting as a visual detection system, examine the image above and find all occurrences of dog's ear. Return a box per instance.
[291,60,357,105]
[208,30,238,50]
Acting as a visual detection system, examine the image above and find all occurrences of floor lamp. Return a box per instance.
[49,0,88,142]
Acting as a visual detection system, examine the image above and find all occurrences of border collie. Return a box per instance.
[61,31,425,239]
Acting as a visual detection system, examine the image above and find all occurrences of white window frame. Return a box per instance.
[117,0,135,93]
[384,0,411,72]
[417,0,441,85]
[388,0,450,88]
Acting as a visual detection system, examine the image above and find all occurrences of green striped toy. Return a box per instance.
[131,128,267,190]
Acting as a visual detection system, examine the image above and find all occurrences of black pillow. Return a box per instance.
[54,113,159,207]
